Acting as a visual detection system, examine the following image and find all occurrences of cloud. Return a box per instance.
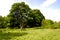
[40,0,60,21]
[46,9,60,21]
[41,0,56,8]
[0,0,31,16]
[0,0,14,16]
[40,8,60,21]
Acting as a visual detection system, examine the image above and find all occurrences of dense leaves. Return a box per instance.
[7,2,45,28]
[7,2,30,28]
[41,19,60,29]
[0,16,8,28]
[26,9,45,27]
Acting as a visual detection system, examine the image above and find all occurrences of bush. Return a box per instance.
[41,19,54,29]
[41,19,60,29]
[51,22,60,29]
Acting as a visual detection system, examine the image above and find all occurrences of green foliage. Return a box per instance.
[0,16,10,28]
[41,19,60,29]
[0,2,45,29]
[57,21,60,27]
[41,19,54,28]
[0,16,6,28]
[3,17,10,28]
[26,9,45,27]
[42,19,54,26]
[7,2,31,28]
[1,2,60,29]
[51,22,60,29]
[7,2,45,28]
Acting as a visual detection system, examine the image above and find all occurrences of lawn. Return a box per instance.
[0,28,60,40]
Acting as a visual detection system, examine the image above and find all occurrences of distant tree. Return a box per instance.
[3,16,10,28]
[58,21,60,26]
[0,16,6,28]
[42,19,54,26]
[41,19,54,28]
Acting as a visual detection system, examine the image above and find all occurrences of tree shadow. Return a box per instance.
[0,31,28,40]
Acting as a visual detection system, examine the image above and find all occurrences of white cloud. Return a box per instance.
[0,0,31,16]
[41,0,56,8]
[47,9,60,21]
[40,0,60,21]
[40,8,60,21]
[0,0,14,16]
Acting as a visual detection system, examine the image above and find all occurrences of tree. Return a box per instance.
[26,9,45,27]
[7,2,45,29]
[7,2,30,29]
[3,16,10,28]
[0,16,6,28]
[41,19,54,28]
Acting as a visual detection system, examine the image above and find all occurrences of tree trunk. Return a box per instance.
[19,21,23,30]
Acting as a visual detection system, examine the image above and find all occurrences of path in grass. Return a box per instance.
[0,28,60,40]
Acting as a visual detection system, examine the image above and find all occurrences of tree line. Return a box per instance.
[0,2,60,29]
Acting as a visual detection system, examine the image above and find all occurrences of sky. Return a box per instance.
[0,0,60,21]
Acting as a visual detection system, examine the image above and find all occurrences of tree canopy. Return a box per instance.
[7,2,45,28]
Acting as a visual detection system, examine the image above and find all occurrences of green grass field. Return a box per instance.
[0,28,60,40]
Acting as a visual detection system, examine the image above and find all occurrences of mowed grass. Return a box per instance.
[0,28,60,40]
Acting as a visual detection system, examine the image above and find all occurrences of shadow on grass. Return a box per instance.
[0,31,28,40]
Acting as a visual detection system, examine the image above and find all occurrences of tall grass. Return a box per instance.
[0,28,60,40]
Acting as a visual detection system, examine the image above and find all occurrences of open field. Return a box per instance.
[0,28,60,40]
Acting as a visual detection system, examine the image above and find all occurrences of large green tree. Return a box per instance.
[8,2,30,29]
[7,2,45,29]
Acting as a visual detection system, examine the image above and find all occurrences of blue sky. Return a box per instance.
[50,0,60,9]
[0,0,60,21]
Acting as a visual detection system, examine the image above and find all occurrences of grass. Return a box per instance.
[0,28,60,40]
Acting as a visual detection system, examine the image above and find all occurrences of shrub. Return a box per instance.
[41,19,54,29]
